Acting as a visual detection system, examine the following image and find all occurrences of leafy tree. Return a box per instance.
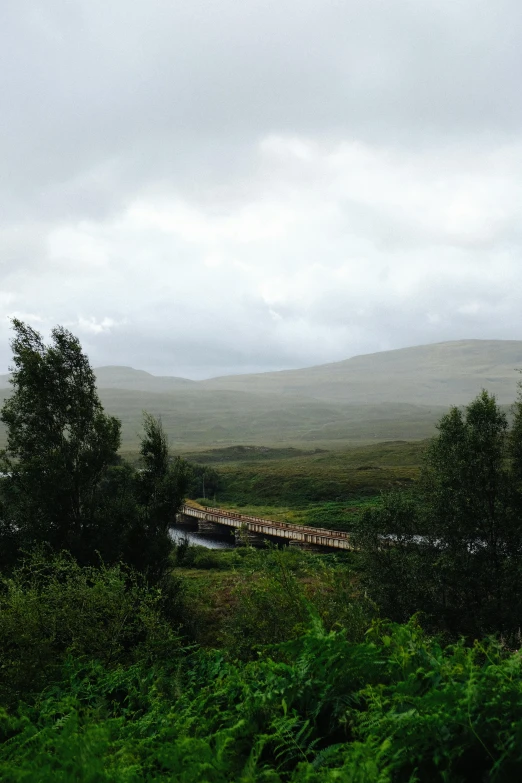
[185,462,221,500]
[0,320,120,563]
[510,375,522,488]
[421,390,519,634]
[125,413,188,581]
[352,490,432,624]
[355,390,522,637]
[0,324,188,580]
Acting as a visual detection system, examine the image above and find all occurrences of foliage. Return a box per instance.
[185,461,221,500]
[352,491,433,624]
[4,613,522,780]
[174,543,245,570]
[0,322,188,580]
[510,377,522,487]
[214,547,373,660]
[209,442,423,511]
[354,390,522,638]
[221,547,311,659]
[90,413,188,582]
[0,551,181,707]
[5,330,522,778]
[130,413,188,580]
[0,321,121,563]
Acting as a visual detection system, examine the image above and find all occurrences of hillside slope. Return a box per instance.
[0,340,519,449]
[0,366,195,392]
[199,340,522,405]
[0,383,446,450]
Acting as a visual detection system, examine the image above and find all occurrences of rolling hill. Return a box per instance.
[0,340,520,450]
[198,340,522,405]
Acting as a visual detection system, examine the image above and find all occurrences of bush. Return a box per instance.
[222,547,373,659]
[5,619,522,780]
[0,551,181,705]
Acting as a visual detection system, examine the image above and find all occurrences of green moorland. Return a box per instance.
[182,441,426,530]
[3,337,521,450]
[5,324,522,780]
[198,339,522,405]
[0,385,450,450]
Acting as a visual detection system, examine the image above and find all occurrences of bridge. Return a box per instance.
[178,504,354,550]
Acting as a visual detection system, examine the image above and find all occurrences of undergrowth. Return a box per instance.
[2,549,522,780]
[3,617,522,781]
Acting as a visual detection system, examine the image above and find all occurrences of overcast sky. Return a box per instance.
[1,0,521,378]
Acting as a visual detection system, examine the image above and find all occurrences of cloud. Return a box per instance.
[0,1,521,376]
[76,316,123,335]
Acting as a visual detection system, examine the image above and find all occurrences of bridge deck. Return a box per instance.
[180,504,354,550]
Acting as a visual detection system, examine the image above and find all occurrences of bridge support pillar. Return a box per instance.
[234,526,266,548]
[176,512,197,526]
[197,519,232,540]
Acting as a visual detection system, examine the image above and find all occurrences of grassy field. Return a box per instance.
[187,440,427,531]
[173,544,358,648]
[0,386,446,450]
[0,391,425,531]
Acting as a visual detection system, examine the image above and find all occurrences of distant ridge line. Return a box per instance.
[1,338,521,447]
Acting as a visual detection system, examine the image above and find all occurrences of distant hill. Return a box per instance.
[0,366,195,393]
[0,340,520,449]
[93,366,195,393]
[199,340,522,405]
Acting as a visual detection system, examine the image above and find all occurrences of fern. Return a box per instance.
[272,714,319,768]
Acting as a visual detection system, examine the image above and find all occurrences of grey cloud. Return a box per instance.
[2,0,522,218]
[1,0,522,378]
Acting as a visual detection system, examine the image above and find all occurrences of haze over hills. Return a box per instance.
[0,340,520,450]
[199,340,522,405]
[94,366,195,393]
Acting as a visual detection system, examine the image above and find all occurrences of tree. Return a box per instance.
[421,391,520,635]
[125,413,188,581]
[0,320,121,561]
[185,462,221,500]
[355,390,522,638]
[510,374,522,489]
[352,490,431,624]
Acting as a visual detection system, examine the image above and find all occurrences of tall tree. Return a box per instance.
[0,320,121,560]
[421,391,517,634]
[355,390,522,638]
[510,375,522,489]
[129,413,188,580]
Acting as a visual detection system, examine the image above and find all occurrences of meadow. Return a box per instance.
[183,440,426,530]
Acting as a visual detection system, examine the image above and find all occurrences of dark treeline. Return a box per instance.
[0,320,188,582]
[354,388,522,641]
[2,322,522,781]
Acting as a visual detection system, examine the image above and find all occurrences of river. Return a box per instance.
[169,524,235,550]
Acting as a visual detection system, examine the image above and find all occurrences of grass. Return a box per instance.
[173,544,359,648]
[174,563,241,647]
[182,445,329,463]
[207,439,425,503]
[0,387,446,450]
[184,440,427,531]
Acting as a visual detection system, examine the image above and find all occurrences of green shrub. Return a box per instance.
[222,548,372,659]
[3,617,522,780]
[0,551,181,705]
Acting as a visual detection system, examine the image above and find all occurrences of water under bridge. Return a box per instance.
[178,504,354,550]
